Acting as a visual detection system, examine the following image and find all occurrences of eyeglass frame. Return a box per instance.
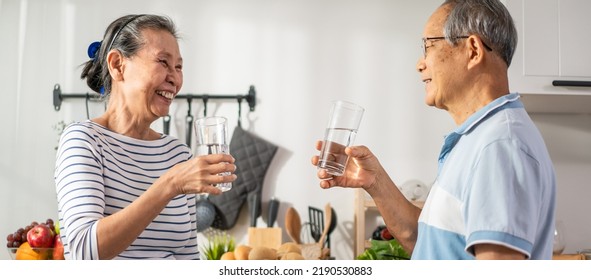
[421,36,493,58]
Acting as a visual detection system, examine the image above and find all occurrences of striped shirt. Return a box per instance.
[54,120,199,260]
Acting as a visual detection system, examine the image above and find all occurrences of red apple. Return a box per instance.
[27,224,55,248]
[53,235,65,260]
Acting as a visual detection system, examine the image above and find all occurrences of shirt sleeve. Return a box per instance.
[54,123,103,260]
[173,194,200,260]
[463,139,543,259]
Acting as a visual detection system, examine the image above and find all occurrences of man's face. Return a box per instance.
[416,5,467,111]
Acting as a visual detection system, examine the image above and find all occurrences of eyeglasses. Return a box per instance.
[421,36,493,58]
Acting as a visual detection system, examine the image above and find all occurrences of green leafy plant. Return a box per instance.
[356,239,410,260]
[200,229,235,260]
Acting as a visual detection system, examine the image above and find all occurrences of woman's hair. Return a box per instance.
[442,0,517,67]
[80,14,179,94]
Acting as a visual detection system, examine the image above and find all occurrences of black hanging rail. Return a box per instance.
[52,83,257,112]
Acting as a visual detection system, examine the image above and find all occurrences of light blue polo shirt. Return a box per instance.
[412,93,556,260]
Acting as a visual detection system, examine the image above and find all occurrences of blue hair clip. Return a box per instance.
[87,41,102,60]
[99,86,105,96]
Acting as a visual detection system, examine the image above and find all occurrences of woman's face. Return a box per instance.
[117,28,183,121]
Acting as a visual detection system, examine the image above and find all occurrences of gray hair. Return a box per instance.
[442,0,517,67]
[81,14,179,94]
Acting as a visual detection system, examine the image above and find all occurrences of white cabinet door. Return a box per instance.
[506,0,591,95]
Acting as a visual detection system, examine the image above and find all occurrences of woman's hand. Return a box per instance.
[311,140,383,191]
[165,153,237,196]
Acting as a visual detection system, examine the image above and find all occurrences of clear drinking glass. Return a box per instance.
[194,116,232,192]
[553,220,566,255]
[317,100,364,176]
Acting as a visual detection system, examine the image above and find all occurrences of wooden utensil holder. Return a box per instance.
[248,227,282,249]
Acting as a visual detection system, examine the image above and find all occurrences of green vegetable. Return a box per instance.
[200,230,235,260]
[356,239,410,260]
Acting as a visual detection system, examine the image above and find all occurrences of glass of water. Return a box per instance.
[317,100,364,176]
[194,116,232,192]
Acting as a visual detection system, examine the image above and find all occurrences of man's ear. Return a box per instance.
[466,35,486,69]
[106,50,125,81]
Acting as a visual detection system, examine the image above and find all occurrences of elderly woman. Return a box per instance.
[54,14,237,260]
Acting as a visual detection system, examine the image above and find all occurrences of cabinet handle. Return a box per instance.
[552,80,591,87]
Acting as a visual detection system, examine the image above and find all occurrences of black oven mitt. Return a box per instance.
[209,125,278,230]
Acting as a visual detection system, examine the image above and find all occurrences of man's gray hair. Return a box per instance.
[442,0,517,67]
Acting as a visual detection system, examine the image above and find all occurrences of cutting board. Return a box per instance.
[248,227,282,249]
[552,254,585,260]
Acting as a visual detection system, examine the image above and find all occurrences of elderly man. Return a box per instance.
[312,0,556,260]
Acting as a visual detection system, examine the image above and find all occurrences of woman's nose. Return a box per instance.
[167,69,182,88]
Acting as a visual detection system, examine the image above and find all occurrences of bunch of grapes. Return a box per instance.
[5,218,56,250]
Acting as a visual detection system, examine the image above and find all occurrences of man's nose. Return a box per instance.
[416,58,426,73]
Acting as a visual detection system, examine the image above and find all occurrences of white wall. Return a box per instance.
[529,114,591,254]
[1,0,589,261]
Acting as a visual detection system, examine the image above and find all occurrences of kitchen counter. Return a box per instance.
[552,254,585,260]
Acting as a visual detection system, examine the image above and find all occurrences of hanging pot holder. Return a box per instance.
[209,125,278,230]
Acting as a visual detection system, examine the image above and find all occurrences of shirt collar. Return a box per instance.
[454,92,523,136]
[437,93,524,172]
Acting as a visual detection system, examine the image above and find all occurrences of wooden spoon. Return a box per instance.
[285,207,301,244]
[317,203,332,248]
[301,203,332,259]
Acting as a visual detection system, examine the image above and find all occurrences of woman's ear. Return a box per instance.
[106,50,124,81]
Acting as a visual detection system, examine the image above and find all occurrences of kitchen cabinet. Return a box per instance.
[505,0,591,97]
[504,0,591,114]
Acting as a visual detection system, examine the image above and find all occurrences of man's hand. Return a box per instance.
[311,141,382,190]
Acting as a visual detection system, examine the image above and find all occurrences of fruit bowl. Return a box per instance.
[7,246,63,260]
[6,218,64,260]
